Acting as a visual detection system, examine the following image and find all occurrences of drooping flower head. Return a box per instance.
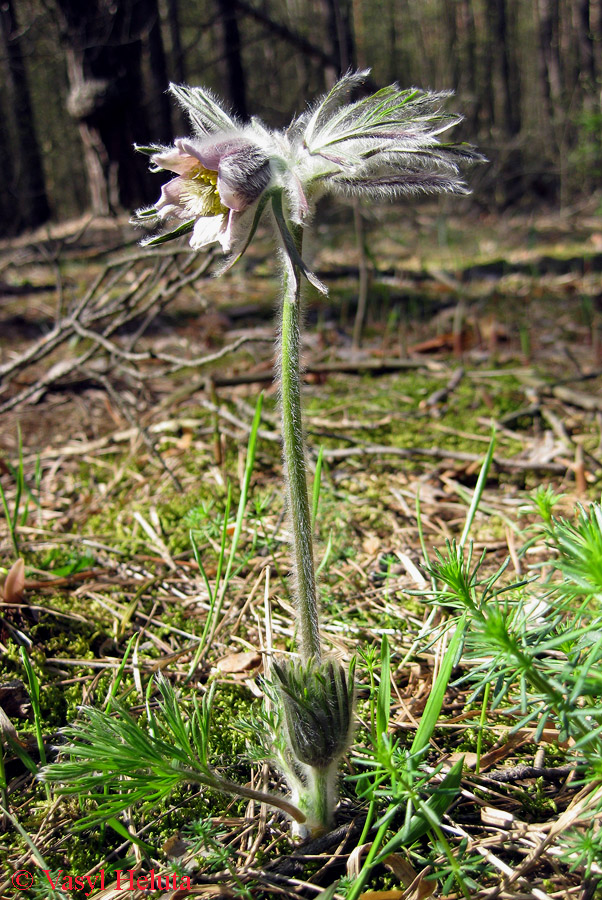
[133,71,483,287]
[149,136,270,252]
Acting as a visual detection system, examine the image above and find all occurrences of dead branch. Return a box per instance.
[320,442,568,473]
[0,250,220,414]
[423,365,465,407]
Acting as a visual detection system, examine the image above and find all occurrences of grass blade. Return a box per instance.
[459,431,495,550]
[311,446,324,528]
[410,612,466,759]
[376,756,464,857]
[188,394,263,676]
[376,635,391,741]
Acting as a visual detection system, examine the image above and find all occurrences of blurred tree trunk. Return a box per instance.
[495,0,521,136]
[445,0,461,90]
[164,0,185,83]
[594,0,602,82]
[574,0,595,89]
[351,0,366,69]
[0,0,50,231]
[484,0,519,134]
[52,0,164,215]
[320,0,363,348]
[232,0,342,73]
[322,0,356,83]
[384,0,400,84]
[0,101,17,233]
[158,0,187,134]
[215,0,248,119]
[146,0,173,143]
[537,0,562,117]
[483,1,496,128]
[537,0,568,203]
[459,0,480,131]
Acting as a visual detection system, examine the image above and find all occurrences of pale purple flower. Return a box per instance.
[144,136,270,253]
[133,71,482,277]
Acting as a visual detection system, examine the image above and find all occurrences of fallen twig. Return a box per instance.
[320,442,567,473]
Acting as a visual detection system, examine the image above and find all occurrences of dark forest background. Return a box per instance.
[1,0,601,237]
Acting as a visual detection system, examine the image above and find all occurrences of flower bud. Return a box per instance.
[273,657,355,770]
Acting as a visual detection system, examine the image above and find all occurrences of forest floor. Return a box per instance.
[1,196,602,899]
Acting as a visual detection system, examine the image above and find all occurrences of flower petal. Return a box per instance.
[152,145,199,176]
[180,137,249,170]
[217,208,257,254]
[179,138,271,211]
[215,194,270,274]
[189,216,226,250]
[156,176,189,217]
[217,148,271,211]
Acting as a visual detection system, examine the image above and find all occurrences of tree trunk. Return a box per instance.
[215,0,248,120]
[459,0,480,131]
[496,0,521,136]
[0,0,50,231]
[164,0,185,84]
[536,0,566,204]
[444,0,461,90]
[483,0,496,128]
[145,0,173,143]
[537,0,562,115]
[321,0,356,82]
[233,0,342,74]
[52,0,160,215]
[594,0,602,83]
[0,95,17,233]
[575,0,595,88]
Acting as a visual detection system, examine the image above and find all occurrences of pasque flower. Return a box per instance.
[133,71,481,837]
[273,657,356,771]
[146,136,271,253]
[133,71,481,278]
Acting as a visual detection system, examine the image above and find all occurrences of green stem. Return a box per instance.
[475,681,490,775]
[305,765,337,833]
[357,797,376,846]
[279,222,321,663]
[430,819,471,900]
[345,812,391,900]
[210,775,306,824]
[179,766,306,824]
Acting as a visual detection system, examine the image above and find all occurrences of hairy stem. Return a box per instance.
[306,765,337,833]
[279,222,321,663]
[180,767,306,824]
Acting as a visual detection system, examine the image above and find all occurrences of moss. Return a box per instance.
[44,825,114,879]
[454,726,497,754]
[208,682,256,765]
[304,367,526,463]
[159,485,230,555]
[519,777,558,819]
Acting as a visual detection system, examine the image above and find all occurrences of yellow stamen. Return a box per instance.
[183,164,227,217]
